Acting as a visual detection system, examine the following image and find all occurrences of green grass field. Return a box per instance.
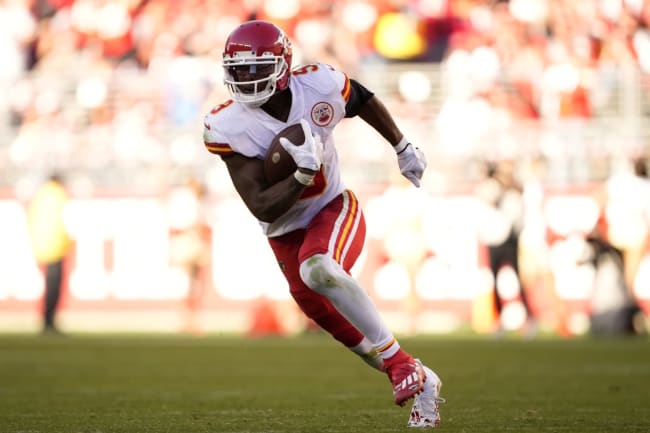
[0,333,648,433]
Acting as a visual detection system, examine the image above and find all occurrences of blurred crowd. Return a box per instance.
[1,0,650,192]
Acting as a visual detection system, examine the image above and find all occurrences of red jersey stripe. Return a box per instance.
[205,142,234,155]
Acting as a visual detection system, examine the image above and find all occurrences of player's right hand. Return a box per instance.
[279,119,323,172]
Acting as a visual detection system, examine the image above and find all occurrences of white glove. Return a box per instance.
[279,119,323,172]
[395,138,426,187]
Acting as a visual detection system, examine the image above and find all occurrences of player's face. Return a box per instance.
[228,64,276,94]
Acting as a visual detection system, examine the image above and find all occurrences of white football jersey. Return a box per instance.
[203,63,353,237]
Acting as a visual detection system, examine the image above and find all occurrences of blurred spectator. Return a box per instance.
[27,172,72,335]
[628,156,650,288]
[167,175,211,333]
[517,155,569,332]
[0,0,37,83]
[2,0,649,182]
[604,155,650,292]
[475,159,536,334]
[582,213,643,335]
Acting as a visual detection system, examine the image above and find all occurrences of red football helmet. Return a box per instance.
[222,21,293,107]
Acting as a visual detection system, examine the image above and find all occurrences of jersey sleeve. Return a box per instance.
[317,65,373,118]
[344,79,374,118]
[326,65,352,105]
[202,99,263,158]
[203,100,235,157]
[203,123,235,157]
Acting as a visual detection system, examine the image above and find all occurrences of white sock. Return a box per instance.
[375,337,401,360]
[300,254,397,357]
[350,337,385,371]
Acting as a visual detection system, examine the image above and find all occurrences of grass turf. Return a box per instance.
[0,333,648,433]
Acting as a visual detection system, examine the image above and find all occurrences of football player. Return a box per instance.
[203,20,443,428]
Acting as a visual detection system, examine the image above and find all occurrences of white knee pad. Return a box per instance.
[299,253,344,292]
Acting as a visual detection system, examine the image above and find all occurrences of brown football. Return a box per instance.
[263,123,304,184]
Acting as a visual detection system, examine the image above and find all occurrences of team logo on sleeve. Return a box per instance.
[311,102,334,126]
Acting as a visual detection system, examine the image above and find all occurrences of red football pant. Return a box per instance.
[268,190,366,348]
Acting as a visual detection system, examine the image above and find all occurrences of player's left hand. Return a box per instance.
[397,142,427,187]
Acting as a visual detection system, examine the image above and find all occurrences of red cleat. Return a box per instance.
[387,357,426,406]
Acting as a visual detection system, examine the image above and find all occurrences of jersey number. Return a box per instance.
[210,100,234,115]
[292,64,319,76]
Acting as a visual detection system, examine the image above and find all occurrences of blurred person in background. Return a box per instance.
[203,20,443,428]
[624,157,650,291]
[582,212,643,335]
[27,172,72,335]
[475,159,537,336]
[167,176,211,334]
[595,154,650,334]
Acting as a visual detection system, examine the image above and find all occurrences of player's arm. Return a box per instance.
[344,80,403,145]
[204,111,318,222]
[221,153,309,223]
[345,79,427,187]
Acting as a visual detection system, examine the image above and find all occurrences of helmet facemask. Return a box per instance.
[223,53,288,107]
